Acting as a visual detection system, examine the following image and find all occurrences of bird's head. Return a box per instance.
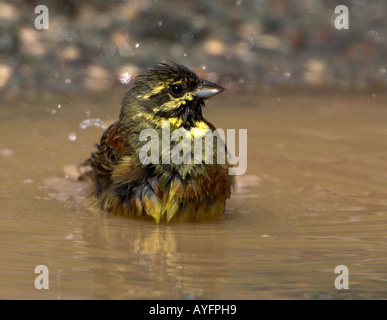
[120,62,224,128]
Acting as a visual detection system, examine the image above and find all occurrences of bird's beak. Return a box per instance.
[195,79,225,98]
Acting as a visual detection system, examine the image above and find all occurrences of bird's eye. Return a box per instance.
[170,84,185,97]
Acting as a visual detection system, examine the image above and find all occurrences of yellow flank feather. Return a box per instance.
[165,199,181,222]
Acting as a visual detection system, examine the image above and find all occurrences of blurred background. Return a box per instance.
[1,0,386,100]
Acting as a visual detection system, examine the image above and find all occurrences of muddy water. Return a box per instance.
[1,91,387,299]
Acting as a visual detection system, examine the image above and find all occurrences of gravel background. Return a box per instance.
[1,0,386,98]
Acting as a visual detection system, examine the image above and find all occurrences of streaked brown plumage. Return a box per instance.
[81,62,234,222]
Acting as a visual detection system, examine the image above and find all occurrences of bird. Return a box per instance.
[80,62,234,223]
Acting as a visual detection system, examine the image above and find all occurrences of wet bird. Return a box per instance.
[80,62,234,222]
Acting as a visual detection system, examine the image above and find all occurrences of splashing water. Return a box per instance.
[79,118,108,131]
[68,132,77,141]
[119,72,132,85]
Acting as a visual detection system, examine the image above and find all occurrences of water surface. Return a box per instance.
[1,91,387,299]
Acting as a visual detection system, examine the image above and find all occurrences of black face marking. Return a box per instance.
[188,81,197,91]
[153,98,204,128]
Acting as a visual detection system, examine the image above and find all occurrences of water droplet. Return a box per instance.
[158,21,163,26]
[57,104,62,109]
[50,109,57,115]
[68,132,77,141]
[119,72,132,85]
[135,43,140,48]
[183,53,187,57]
[201,65,207,70]
[79,118,108,130]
